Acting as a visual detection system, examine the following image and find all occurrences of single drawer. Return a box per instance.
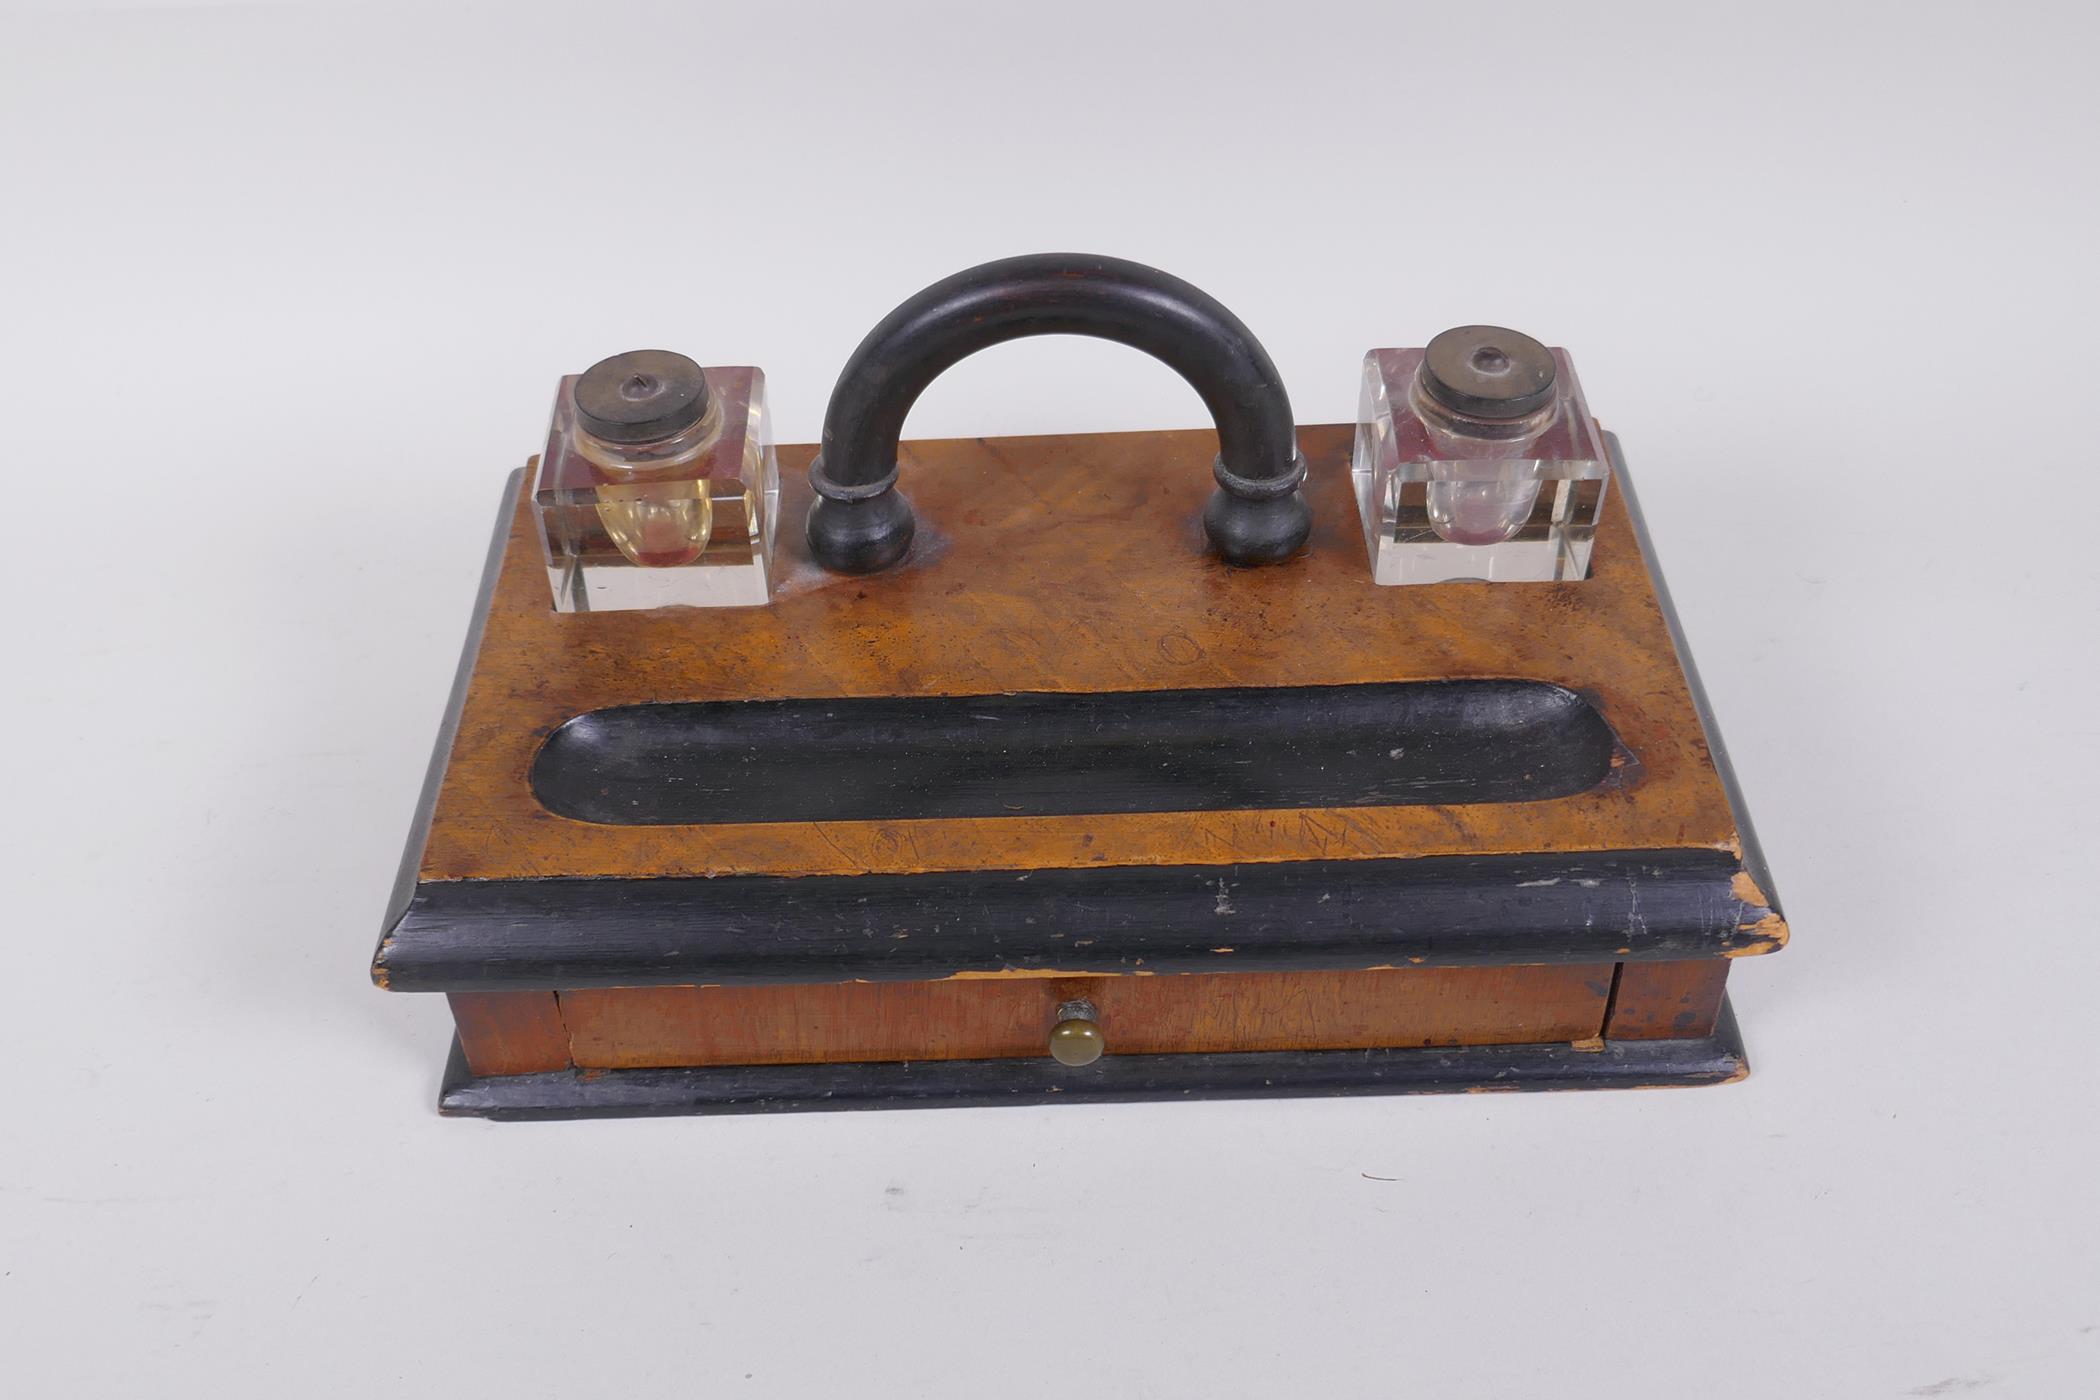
[548,964,1616,1071]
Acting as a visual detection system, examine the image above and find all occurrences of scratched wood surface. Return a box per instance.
[417,422,1745,883]
[553,964,1614,1069]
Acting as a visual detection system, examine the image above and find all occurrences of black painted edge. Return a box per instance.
[1607,436,1785,921]
[373,467,525,985]
[376,847,1775,992]
[436,998,1749,1120]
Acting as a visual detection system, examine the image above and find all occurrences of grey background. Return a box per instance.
[3,1,2095,1394]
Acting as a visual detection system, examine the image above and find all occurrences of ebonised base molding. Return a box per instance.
[437,999,1749,1120]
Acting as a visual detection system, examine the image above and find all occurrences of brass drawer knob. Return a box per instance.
[1048,999,1104,1067]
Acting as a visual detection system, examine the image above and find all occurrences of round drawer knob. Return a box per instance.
[1048,999,1104,1067]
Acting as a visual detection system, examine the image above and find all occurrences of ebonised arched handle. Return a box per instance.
[806,253,1312,573]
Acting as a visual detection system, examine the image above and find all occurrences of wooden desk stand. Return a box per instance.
[373,422,1785,1119]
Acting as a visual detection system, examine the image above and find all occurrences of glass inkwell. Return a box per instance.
[1352,326,1610,584]
[533,349,780,611]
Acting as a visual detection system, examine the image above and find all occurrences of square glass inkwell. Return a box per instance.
[1354,325,1609,584]
[533,350,780,611]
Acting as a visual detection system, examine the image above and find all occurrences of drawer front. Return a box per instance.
[551,965,1615,1070]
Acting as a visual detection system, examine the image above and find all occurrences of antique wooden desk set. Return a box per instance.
[370,253,1787,1120]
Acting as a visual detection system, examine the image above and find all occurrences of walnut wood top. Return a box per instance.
[418,423,1748,885]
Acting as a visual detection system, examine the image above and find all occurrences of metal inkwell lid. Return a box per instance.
[571,348,715,445]
[1418,324,1558,421]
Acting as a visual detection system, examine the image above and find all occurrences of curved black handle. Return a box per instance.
[806,253,1311,573]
